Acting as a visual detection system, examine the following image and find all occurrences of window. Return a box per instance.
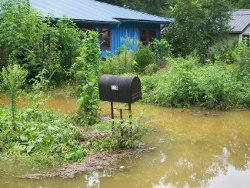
[100,27,111,50]
[140,29,156,45]
[243,35,250,47]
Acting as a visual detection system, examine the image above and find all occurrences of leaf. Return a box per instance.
[26,145,35,154]
[20,135,29,142]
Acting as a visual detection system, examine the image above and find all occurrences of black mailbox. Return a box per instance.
[98,74,142,103]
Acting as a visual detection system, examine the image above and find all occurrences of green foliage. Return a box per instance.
[97,0,169,16]
[0,107,82,166]
[143,63,159,75]
[212,42,238,64]
[142,50,250,109]
[163,0,231,61]
[48,17,83,82]
[0,0,83,84]
[93,118,149,150]
[150,39,172,62]
[134,44,156,72]
[109,120,145,149]
[1,63,28,127]
[0,0,47,77]
[100,51,137,75]
[101,34,138,75]
[231,0,250,8]
[71,31,100,125]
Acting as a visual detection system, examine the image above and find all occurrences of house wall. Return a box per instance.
[243,25,250,34]
[237,25,250,43]
[77,22,161,57]
[102,22,161,57]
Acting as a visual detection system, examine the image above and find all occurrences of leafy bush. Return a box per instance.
[134,44,156,72]
[0,0,47,78]
[212,42,238,64]
[142,53,250,109]
[143,63,159,75]
[150,39,172,66]
[100,51,137,75]
[0,0,83,84]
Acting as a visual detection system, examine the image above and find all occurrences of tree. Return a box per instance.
[97,0,169,16]
[230,0,250,9]
[163,0,231,61]
[0,0,47,77]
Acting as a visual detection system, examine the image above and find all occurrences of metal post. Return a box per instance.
[128,103,132,124]
[111,101,114,119]
[111,102,114,134]
[120,109,123,124]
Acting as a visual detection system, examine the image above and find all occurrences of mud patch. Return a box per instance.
[19,150,141,179]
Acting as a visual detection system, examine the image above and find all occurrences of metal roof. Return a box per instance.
[29,0,172,24]
[230,9,250,33]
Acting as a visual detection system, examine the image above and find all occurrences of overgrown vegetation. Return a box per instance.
[0,105,148,166]
[142,43,250,109]
[0,0,82,82]
[71,30,100,125]
[100,38,171,75]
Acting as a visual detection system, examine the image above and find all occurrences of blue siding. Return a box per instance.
[77,22,161,58]
[100,22,161,57]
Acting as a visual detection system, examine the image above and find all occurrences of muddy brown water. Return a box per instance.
[0,95,250,188]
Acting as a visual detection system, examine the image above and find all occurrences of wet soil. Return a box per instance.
[19,150,141,179]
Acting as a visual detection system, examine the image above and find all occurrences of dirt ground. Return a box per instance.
[19,149,142,179]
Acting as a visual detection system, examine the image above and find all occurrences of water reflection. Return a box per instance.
[84,170,112,188]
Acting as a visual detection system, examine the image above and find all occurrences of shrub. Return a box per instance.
[134,44,156,72]
[0,0,47,78]
[0,0,83,84]
[143,63,159,75]
[1,63,28,127]
[212,42,238,64]
[150,39,172,64]
[100,51,137,75]
[142,54,250,109]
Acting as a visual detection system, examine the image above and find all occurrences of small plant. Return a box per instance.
[110,120,145,149]
[1,62,28,128]
[28,68,50,109]
[71,30,100,125]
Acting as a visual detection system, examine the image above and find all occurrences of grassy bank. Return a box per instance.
[0,105,146,167]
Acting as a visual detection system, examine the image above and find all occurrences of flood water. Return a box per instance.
[0,95,250,188]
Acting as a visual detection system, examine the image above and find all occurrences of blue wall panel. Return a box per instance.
[91,22,160,58]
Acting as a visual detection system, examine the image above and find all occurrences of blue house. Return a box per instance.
[30,0,172,57]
